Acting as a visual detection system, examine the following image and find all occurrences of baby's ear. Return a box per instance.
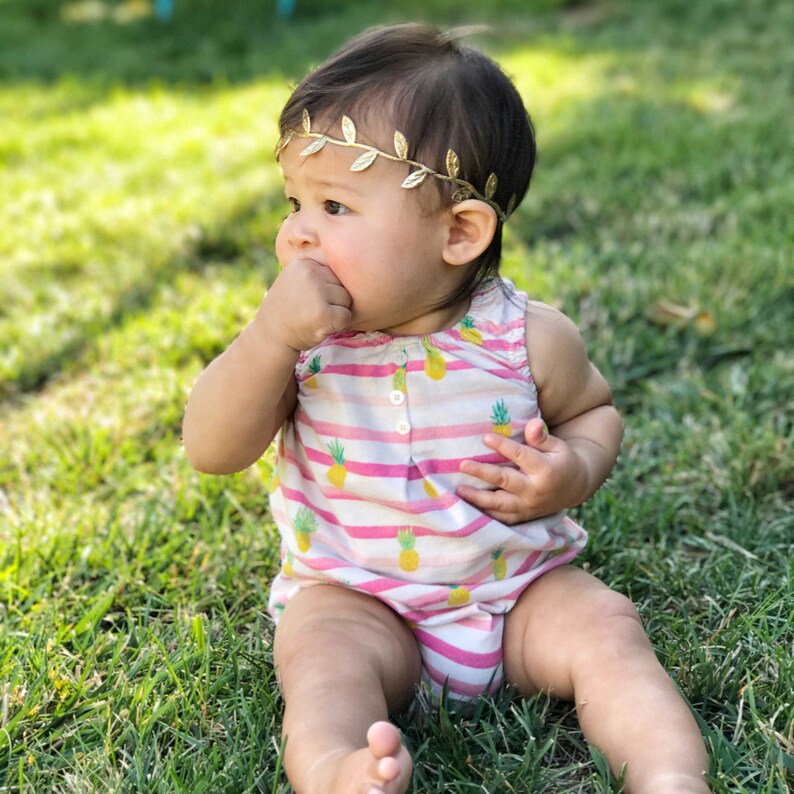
[442,200,498,266]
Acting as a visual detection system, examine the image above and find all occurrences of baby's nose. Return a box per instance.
[287,215,319,248]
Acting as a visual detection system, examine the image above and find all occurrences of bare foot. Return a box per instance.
[330,721,412,794]
[638,772,711,794]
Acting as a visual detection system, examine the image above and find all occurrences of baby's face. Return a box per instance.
[275,131,471,336]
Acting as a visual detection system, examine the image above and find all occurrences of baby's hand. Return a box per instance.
[457,418,589,524]
[255,258,353,352]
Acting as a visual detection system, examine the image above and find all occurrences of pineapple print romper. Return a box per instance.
[268,278,587,699]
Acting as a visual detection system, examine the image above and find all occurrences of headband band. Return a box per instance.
[277,111,515,222]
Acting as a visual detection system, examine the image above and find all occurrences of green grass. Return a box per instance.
[1,0,792,791]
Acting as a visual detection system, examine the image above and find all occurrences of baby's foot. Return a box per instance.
[331,721,412,794]
[640,772,711,794]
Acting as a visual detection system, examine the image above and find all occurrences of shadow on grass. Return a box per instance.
[0,194,283,400]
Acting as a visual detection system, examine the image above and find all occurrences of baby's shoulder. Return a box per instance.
[524,301,588,380]
[525,300,581,341]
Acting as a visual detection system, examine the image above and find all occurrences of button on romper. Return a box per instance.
[268,278,587,699]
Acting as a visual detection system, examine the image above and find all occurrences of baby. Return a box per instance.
[183,22,710,794]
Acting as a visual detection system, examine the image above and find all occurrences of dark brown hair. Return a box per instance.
[279,23,536,305]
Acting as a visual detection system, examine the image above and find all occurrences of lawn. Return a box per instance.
[1,0,792,791]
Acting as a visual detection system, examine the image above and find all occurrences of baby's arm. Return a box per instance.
[458,302,622,523]
[183,259,352,474]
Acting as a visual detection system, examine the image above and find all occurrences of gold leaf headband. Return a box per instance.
[276,110,515,222]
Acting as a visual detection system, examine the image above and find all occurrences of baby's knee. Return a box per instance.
[574,588,650,660]
[273,587,421,695]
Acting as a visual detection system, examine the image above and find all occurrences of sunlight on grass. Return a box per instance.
[506,47,614,119]
[0,78,287,393]
[1,79,285,265]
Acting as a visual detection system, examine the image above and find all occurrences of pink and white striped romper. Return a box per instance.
[268,278,587,699]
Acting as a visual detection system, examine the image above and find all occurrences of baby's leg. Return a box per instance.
[503,566,710,793]
[273,585,422,794]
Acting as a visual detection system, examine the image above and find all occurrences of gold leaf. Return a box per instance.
[506,194,517,216]
[275,131,294,156]
[341,115,357,144]
[301,109,311,133]
[299,136,327,157]
[485,173,498,199]
[401,169,428,189]
[350,149,379,172]
[451,187,472,202]
[446,149,460,179]
[394,131,409,159]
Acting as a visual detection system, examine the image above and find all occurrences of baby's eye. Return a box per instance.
[287,197,301,213]
[324,200,350,216]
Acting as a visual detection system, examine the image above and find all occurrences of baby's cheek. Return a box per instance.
[274,230,290,269]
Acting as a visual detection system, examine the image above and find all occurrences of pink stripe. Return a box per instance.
[413,628,502,668]
[297,414,493,443]
[447,329,524,354]
[295,446,504,479]
[323,332,392,350]
[322,362,399,378]
[280,479,459,520]
[303,446,407,476]
[354,578,411,596]
[293,556,350,573]
[277,485,492,540]
[479,316,525,336]
[456,615,499,632]
[319,359,476,378]
[348,511,492,541]
[422,659,500,698]
[511,550,545,578]
[502,549,582,601]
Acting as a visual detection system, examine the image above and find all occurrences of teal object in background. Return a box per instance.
[155,0,174,20]
[154,0,295,21]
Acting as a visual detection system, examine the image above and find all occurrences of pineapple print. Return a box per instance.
[397,529,420,572]
[284,550,295,576]
[326,439,346,488]
[422,338,446,380]
[304,355,322,388]
[490,399,512,437]
[393,352,407,394]
[460,315,483,345]
[447,585,471,607]
[491,549,507,580]
[423,479,439,498]
[293,507,317,552]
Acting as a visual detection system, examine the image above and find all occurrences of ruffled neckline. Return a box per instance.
[334,278,503,346]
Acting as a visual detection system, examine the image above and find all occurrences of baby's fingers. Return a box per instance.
[317,304,353,339]
[326,281,353,309]
[455,483,525,524]
[458,459,511,488]
[481,433,547,473]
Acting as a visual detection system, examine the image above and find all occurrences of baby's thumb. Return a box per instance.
[524,418,552,450]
